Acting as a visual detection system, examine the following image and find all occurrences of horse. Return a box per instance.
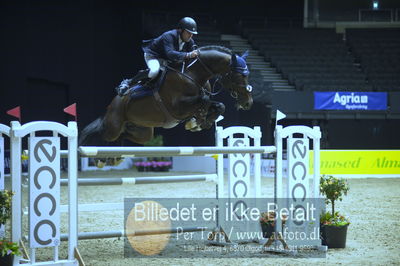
[79,45,253,146]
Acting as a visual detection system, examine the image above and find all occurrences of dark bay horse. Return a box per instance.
[80,45,253,145]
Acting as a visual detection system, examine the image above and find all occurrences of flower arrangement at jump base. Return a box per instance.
[320,175,350,248]
[134,160,172,172]
[134,135,172,172]
[0,190,22,265]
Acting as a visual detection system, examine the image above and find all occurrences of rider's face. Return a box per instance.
[181,30,193,42]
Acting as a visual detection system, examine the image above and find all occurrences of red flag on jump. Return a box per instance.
[63,103,77,121]
[6,106,21,122]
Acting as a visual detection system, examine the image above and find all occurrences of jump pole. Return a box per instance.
[78,145,276,157]
[59,227,208,241]
[59,174,218,186]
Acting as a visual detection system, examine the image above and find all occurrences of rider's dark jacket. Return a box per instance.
[142,29,196,62]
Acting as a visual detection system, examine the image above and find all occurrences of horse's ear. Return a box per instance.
[241,50,249,60]
[231,54,237,66]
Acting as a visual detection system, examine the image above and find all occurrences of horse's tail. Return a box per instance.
[79,117,105,146]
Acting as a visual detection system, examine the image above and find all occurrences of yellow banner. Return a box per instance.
[310,150,400,175]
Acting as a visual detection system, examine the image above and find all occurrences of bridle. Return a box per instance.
[219,71,253,99]
[192,53,253,98]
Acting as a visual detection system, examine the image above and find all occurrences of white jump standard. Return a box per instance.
[10,121,78,266]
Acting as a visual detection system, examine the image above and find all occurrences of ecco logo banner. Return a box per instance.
[228,137,250,211]
[29,137,60,248]
[314,91,387,110]
[287,137,315,246]
[228,137,258,241]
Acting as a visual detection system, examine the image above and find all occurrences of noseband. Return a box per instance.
[219,71,253,99]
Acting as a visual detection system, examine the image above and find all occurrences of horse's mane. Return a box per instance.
[198,45,232,55]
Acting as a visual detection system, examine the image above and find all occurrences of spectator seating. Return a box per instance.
[242,28,371,91]
[248,69,273,105]
[346,28,400,91]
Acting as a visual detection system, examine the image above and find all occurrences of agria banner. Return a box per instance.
[314,91,387,110]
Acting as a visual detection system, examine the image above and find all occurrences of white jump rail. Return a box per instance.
[78,145,276,157]
[59,227,208,241]
[59,174,218,186]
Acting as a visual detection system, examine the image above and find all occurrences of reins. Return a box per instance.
[185,53,230,97]
[168,50,242,99]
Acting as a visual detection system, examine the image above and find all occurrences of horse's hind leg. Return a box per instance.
[121,123,154,145]
[102,97,125,142]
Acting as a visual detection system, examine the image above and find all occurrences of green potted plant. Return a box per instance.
[1,190,22,265]
[320,175,350,248]
[144,135,164,147]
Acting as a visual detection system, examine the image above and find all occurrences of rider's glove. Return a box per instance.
[186,50,199,59]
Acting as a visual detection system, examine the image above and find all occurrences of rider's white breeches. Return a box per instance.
[144,54,160,79]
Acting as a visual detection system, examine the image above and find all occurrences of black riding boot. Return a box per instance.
[131,69,150,84]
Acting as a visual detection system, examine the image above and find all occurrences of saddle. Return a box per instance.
[115,67,166,99]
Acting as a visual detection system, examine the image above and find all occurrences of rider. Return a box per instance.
[117,17,199,96]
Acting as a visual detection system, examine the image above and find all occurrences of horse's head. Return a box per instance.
[221,51,253,110]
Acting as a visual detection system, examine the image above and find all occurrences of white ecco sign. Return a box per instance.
[287,138,309,227]
[228,137,250,219]
[29,137,60,248]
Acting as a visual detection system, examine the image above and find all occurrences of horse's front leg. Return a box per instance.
[184,101,225,132]
[177,94,210,110]
[177,94,211,132]
[198,101,225,130]
[184,106,209,132]
[175,81,212,115]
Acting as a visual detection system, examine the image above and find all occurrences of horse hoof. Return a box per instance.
[185,118,198,131]
[112,158,124,166]
[190,126,202,132]
[96,160,106,168]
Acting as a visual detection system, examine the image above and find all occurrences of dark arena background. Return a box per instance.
[1,0,400,147]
